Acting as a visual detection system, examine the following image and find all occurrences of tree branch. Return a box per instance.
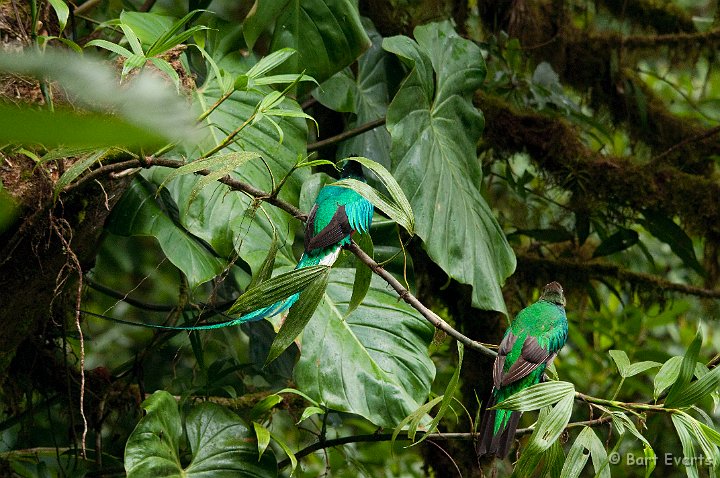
[65,156,493,356]
[307,117,386,152]
[477,91,720,238]
[517,253,720,299]
[347,242,497,358]
[277,415,615,469]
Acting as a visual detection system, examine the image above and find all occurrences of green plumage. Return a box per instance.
[477,281,569,458]
[91,161,373,331]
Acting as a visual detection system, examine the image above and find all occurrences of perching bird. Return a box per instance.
[476,281,568,459]
[99,160,373,330]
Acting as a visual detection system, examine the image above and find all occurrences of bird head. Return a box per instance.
[340,159,366,181]
[541,281,566,307]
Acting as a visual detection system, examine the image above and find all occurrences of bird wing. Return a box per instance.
[499,335,551,387]
[304,205,353,252]
[493,331,517,388]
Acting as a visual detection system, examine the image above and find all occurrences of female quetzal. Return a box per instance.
[105,160,373,330]
[476,281,568,458]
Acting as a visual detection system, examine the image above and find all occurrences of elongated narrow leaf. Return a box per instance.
[295,269,436,427]
[334,178,409,232]
[585,427,611,478]
[269,431,297,476]
[641,210,704,275]
[345,155,415,234]
[560,427,610,478]
[249,395,283,421]
[625,360,662,378]
[148,57,180,90]
[253,422,271,460]
[159,152,262,190]
[540,440,565,478]
[416,342,464,444]
[246,48,297,79]
[655,356,683,400]
[392,396,443,443]
[150,10,207,54]
[86,39,134,58]
[536,394,575,446]
[54,149,110,198]
[48,0,70,32]
[666,331,703,407]
[560,431,591,478]
[669,365,720,408]
[493,381,575,412]
[265,267,330,365]
[511,395,575,478]
[227,265,329,316]
[120,24,145,56]
[345,231,373,317]
[249,230,279,289]
[383,21,515,314]
[609,350,631,376]
[252,74,317,87]
[592,228,639,258]
[298,406,324,423]
[676,412,720,471]
[671,413,700,478]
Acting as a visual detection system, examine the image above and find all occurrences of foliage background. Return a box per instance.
[0,0,719,477]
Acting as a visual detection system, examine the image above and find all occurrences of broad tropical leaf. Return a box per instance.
[243,0,371,85]
[383,21,516,314]
[294,269,436,427]
[125,391,277,477]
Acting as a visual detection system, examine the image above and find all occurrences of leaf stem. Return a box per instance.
[198,116,255,159]
[197,89,234,122]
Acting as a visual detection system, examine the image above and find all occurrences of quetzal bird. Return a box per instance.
[476,281,568,458]
[103,160,373,330]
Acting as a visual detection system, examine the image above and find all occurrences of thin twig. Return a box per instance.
[307,118,386,152]
[277,415,615,469]
[346,242,497,358]
[653,124,720,162]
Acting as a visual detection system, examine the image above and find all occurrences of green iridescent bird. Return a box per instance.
[477,281,568,459]
[100,160,373,330]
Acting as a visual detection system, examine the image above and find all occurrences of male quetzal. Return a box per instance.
[476,281,568,459]
[102,160,373,330]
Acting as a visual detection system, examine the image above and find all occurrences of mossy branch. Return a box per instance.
[476,91,720,238]
[516,253,720,300]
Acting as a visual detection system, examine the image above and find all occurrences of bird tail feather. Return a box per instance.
[476,395,522,459]
[86,246,337,331]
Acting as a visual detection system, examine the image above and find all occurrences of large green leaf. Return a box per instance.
[106,176,226,289]
[294,269,436,427]
[383,21,516,314]
[243,0,371,85]
[314,18,392,168]
[125,391,276,477]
